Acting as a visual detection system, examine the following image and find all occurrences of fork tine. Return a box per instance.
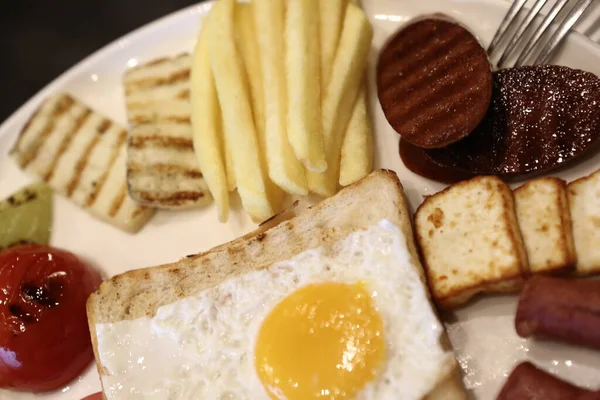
[488,0,528,55]
[534,0,595,65]
[497,0,550,68]
[514,0,571,67]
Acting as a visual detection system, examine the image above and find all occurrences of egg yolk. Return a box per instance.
[255,282,385,399]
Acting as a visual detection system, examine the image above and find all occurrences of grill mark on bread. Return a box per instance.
[125,69,190,91]
[138,57,171,68]
[130,205,152,220]
[129,135,194,150]
[164,116,191,125]
[126,98,190,110]
[66,120,112,197]
[130,115,191,125]
[86,129,128,207]
[12,103,43,153]
[128,162,202,179]
[44,109,92,182]
[108,185,128,218]
[137,190,206,205]
[20,95,75,168]
[127,53,189,71]
[176,90,190,100]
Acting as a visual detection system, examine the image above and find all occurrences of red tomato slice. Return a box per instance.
[0,244,101,392]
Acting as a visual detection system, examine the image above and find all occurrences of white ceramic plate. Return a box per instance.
[1,1,599,399]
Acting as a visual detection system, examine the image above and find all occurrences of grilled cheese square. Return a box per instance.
[11,93,155,233]
[514,178,576,275]
[568,169,600,275]
[124,54,211,209]
[415,176,528,309]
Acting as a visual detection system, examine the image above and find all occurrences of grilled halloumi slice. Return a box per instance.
[11,93,155,233]
[124,54,211,209]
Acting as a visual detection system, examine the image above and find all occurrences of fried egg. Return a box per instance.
[96,220,455,399]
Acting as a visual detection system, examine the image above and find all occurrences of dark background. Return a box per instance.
[0,0,204,123]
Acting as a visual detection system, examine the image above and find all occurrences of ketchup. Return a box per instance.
[0,244,101,392]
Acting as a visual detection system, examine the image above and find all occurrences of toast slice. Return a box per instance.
[415,176,528,309]
[10,93,155,233]
[567,169,600,275]
[514,177,576,274]
[124,54,211,209]
[87,170,467,400]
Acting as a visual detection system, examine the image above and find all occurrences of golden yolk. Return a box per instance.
[255,282,385,399]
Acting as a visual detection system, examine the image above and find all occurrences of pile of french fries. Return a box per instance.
[191,0,374,222]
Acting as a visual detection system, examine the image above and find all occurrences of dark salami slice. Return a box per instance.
[378,17,493,149]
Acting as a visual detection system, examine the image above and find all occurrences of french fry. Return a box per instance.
[339,0,372,186]
[236,3,284,210]
[253,0,308,195]
[307,3,373,197]
[222,127,236,191]
[209,0,274,222]
[190,12,229,222]
[339,80,373,186]
[319,0,348,89]
[236,4,265,140]
[285,0,327,173]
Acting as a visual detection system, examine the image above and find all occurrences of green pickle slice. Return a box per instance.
[0,182,53,251]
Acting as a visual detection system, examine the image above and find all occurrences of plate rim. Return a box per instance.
[1,1,600,398]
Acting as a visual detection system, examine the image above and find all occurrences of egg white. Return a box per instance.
[97,220,454,399]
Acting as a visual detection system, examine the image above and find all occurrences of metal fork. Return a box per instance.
[488,0,596,69]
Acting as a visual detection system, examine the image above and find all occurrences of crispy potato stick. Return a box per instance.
[222,126,236,191]
[236,3,284,210]
[209,0,274,222]
[190,14,229,222]
[339,0,372,186]
[319,0,348,88]
[253,0,308,195]
[307,4,373,197]
[340,80,373,186]
[236,4,265,142]
[285,0,327,173]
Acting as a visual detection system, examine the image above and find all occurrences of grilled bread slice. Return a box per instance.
[415,176,528,309]
[124,54,211,209]
[514,177,576,275]
[11,93,154,233]
[87,170,467,400]
[567,169,600,275]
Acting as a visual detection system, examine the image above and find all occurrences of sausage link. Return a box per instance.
[515,275,600,349]
[497,362,600,400]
